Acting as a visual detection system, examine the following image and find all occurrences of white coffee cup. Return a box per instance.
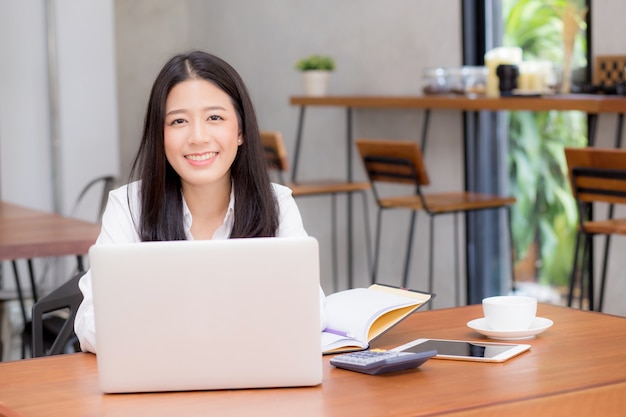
[482,295,537,331]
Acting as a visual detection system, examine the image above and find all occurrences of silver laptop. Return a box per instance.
[89,236,322,393]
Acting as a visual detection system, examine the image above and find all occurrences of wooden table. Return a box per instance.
[0,201,100,334]
[290,94,626,112]
[1,303,625,417]
[0,201,100,261]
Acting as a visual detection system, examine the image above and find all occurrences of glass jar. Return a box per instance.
[463,66,488,97]
[422,67,448,95]
[446,68,465,95]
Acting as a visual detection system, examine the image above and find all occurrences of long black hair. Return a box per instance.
[129,50,279,240]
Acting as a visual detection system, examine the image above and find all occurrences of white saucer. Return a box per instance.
[467,317,553,340]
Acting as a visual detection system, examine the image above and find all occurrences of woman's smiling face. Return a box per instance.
[163,78,242,192]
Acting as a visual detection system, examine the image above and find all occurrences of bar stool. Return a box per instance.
[564,147,626,312]
[356,138,516,306]
[260,131,372,290]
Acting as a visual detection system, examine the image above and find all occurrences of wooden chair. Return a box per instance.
[564,147,626,311]
[356,138,516,306]
[260,131,371,290]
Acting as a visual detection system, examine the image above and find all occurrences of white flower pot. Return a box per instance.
[302,70,331,96]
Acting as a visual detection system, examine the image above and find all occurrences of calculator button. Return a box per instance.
[330,349,436,375]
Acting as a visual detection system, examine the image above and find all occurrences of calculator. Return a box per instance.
[330,349,437,375]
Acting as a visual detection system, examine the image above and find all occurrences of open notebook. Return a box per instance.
[89,237,322,393]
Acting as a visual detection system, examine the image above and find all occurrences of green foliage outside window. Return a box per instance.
[503,0,588,286]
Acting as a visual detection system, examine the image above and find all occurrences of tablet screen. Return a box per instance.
[402,339,516,359]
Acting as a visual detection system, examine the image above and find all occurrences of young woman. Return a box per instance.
[75,50,326,353]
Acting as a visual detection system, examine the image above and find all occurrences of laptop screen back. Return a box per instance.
[89,237,322,393]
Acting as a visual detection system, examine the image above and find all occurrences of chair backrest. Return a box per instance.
[72,175,116,223]
[31,272,85,357]
[564,147,626,206]
[260,131,290,173]
[355,139,430,186]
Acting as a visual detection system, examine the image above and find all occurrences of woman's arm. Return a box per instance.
[273,183,308,238]
[272,183,327,330]
[74,183,141,353]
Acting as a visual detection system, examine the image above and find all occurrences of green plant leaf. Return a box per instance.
[295,55,335,71]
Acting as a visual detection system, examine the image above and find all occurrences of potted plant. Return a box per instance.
[295,54,335,96]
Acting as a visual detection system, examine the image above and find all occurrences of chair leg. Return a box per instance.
[599,201,616,311]
[453,213,460,307]
[580,234,593,311]
[330,194,339,292]
[568,231,582,307]
[586,235,595,311]
[11,261,28,328]
[598,234,611,312]
[11,261,30,359]
[506,207,516,296]
[27,259,38,303]
[360,191,373,280]
[402,210,418,289]
[427,216,435,309]
[371,208,384,285]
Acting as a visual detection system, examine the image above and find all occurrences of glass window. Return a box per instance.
[462,0,590,303]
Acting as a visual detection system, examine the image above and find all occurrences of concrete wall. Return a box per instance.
[0,2,52,210]
[0,0,119,214]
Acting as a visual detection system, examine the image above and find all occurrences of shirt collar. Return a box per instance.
[183,182,235,240]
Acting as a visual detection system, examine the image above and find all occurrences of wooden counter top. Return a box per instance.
[290,94,626,113]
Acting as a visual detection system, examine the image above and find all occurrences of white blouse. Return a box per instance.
[75,181,327,353]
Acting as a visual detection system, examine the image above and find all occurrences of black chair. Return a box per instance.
[71,175,116,223]
[25,272,84,357]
